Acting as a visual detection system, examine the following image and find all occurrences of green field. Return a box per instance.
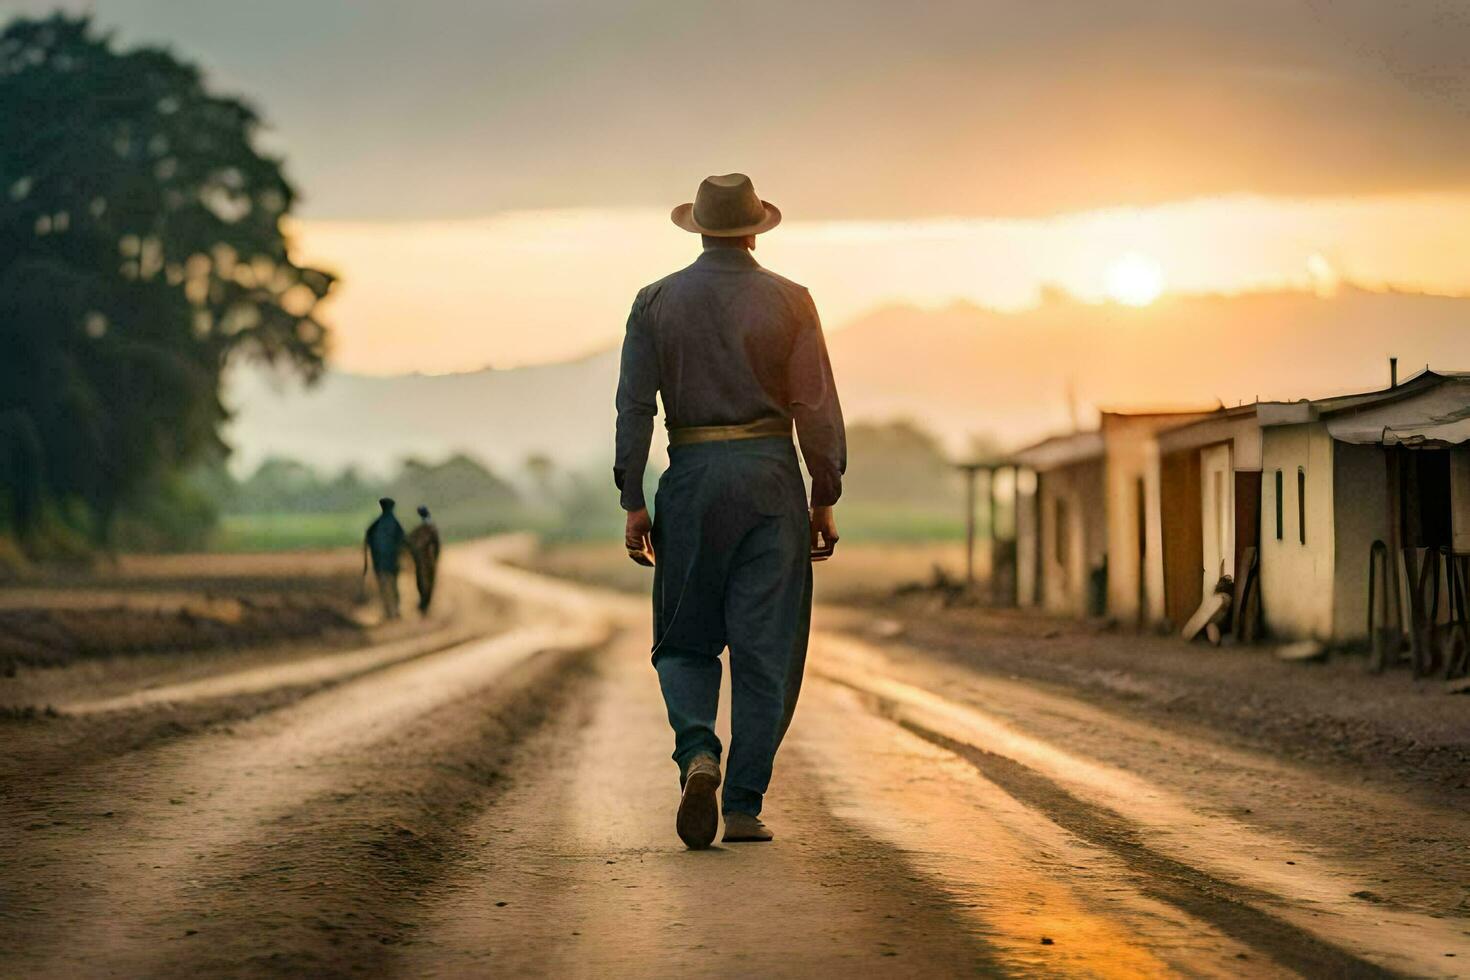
[214,509,557,552]
[834,503,972,541]
[214,512,377,552]
[211,499,979,553]
[214,509,974,553]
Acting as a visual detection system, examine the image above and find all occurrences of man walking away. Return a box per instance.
[408,504,441,615]
[363,497,407,620]
[615,173,846,850]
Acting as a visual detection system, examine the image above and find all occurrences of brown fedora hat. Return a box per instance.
[671,173,782,236]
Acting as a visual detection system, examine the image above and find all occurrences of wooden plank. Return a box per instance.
[1181,591,1229,641]
[1160,450,1203,630]
[963,467,976,585]
[1232,545,1259,643]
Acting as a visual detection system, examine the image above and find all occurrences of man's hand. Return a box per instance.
[810,505,839,561]
[625,507,655,566]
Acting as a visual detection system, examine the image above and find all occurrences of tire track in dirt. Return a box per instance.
[403,632,1007,979]
[2,623,609,978]
[57,621,485,716]
[895,715,1395,978]
[811,636,1470,977]
[426,546,1470,977]
[822,622,1470,918]
[114,645,603,979]
[430,547,1376,976]
[0,576,501,785]
[794,681,1287,978]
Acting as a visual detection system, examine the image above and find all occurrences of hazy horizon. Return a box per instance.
[275,276,1470,382]
[225,284,1470,480]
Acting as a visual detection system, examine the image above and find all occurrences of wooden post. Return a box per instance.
[1386,447,1402,633]
[988,467,1000,598]
[964,466,977,586]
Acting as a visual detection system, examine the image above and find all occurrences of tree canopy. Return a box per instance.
[0,14,335,549]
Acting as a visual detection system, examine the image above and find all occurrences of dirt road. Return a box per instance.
[3,540,1468,977]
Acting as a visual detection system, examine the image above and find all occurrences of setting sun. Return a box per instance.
[1106,251,1165,306]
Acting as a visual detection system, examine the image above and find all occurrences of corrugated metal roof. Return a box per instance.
[1259,369,1461,427]
[1325,378,1470,447]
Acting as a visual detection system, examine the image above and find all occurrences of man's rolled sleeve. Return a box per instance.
[613,289,658,511]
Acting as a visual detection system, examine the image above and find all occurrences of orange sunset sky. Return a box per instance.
[30,0,1470,375]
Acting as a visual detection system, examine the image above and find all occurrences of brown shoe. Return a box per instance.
[722,811,773,843]
[677,755,721,850]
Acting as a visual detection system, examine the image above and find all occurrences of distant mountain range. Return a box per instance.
[224,285,1470,478]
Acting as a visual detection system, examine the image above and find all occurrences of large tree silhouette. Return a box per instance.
[0,14,335,548]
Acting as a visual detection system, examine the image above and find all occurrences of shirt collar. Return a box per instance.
[695,247,761,270]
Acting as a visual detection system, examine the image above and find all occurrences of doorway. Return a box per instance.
[1201,443,1235,591]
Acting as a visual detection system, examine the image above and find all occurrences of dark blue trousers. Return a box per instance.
[650,437,812,817]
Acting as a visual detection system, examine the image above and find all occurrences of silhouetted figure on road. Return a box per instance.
[615,173,846,849]
[363,497,406,620]
[408,505,441,615]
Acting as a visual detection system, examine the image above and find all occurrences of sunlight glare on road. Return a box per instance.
[1105,252,1165,306]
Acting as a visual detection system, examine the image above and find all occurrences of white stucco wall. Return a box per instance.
[1102,437,1148,624]
[1331,442,1391,642]
[1015,472,1040,609]
[1038,460,1106,617]
[1259,423,1337,640]
[1142,447,1167,625]
[1200,442,1235,593]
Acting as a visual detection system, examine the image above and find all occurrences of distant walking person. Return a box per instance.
[615,174,846,849]
[408,505,441,615]
[363,497,407,620]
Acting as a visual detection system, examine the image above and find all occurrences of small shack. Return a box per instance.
[1257,369,1470,642]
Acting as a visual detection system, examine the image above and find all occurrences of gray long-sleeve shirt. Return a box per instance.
[614,247,846,512]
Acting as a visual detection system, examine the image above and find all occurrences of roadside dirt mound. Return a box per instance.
[0,589,361,673]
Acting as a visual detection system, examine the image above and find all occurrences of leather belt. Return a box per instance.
[668,418,791,447]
